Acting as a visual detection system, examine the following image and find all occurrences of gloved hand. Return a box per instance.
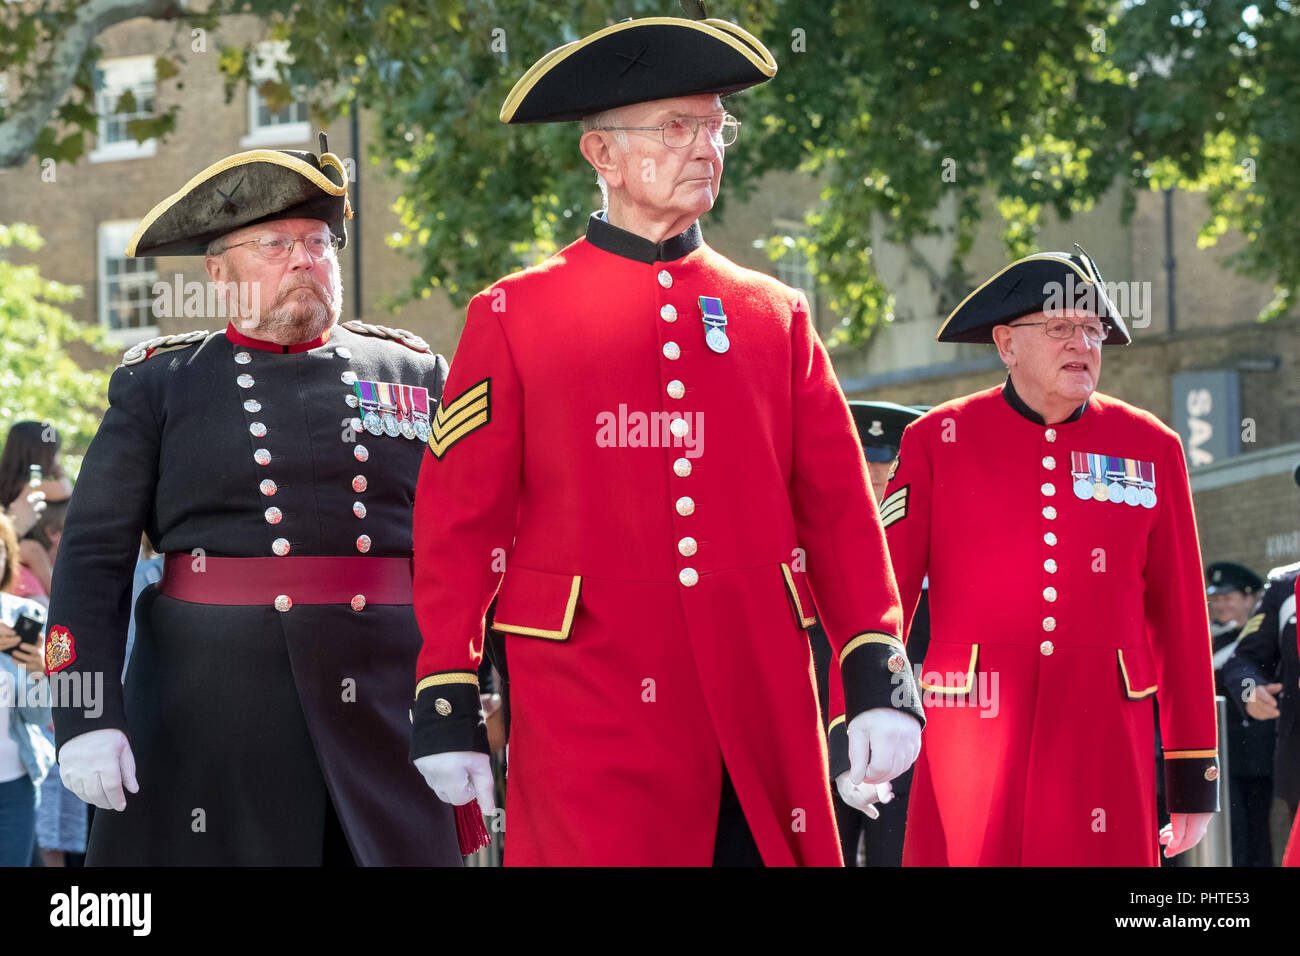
[845,707,922,786]
[836,777,894,820]
[1160,811,1213,858]
[59,729,138,811]
[414,752,497,815]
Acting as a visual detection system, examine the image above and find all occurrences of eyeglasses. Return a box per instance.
[215,233,340,261]
[595,112,741,149]
[1008,317,1113,344]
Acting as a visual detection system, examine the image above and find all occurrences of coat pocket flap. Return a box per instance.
[919,641,979,695]
[493,568,582,641]
[781,562,817,629]
[1118,647,1158,699]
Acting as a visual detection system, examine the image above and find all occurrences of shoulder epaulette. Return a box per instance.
[122,330,210,367]
[1266,561,1300,582]
[340,320,431,354]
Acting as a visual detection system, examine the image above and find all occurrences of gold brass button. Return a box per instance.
[1042,456,1056,470]
[1204,766,1219,781]
[274,594,292,613]
[678,537,698,557]
[1044,532,1057,546]
[1044,558,1058,573]
[1042,617,1056,631]
[1040,640,1055,656]
[663,342,681,360]
[675,496,695,516]
[673,457,692,477]
[660,304,677,322]
[1045,428,1057,442]
[1043,506,1057,520]
[670,418,690,438]
[679,567,699,587]
[434,698,453,716]
[887,653,906,674]
[1043,587,1057,602]
[667,380,685,400]
[658,270,673,288]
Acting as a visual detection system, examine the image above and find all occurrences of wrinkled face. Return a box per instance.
[604,93,726,225]
[209,217,342,336]
[999,308,1103,405]
[1208,590,1254,626]
[866,460,894,504]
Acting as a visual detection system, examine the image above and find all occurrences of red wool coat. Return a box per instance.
[870,383,1220,866]
[1286,575,1300,868]
[409,216,922,866]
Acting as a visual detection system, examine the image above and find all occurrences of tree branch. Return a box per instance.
[0,0,190,168]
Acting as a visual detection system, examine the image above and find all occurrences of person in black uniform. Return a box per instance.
[810,400,929,866]
[1224,555,1300,865]
[45,137,462,865]
[1206,560,1273,866]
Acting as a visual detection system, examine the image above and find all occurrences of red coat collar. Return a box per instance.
[225,322,331,354]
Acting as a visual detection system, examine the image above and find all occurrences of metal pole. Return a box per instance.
[350,108,363,320]
[1182,696,1232,866]
[1163,187,1177,334]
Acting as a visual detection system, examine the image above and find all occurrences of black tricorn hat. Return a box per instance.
[848,401,924,462]
[500,17,777,124]
[127,135,351,257]
[937,246,1131,346]
[1205,561,1264,595]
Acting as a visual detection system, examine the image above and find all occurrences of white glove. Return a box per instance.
[845,707,922,786]
[59,728,138,811]
[836,777,894,819]
[414,751,496,815]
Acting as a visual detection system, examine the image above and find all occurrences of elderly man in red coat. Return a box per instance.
[407,15,924,865]
[850,249,1219,865]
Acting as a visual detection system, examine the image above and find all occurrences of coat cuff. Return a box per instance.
[409,671,489,760]
[52,680,127,754]
[839,632,925,729]
[1163,750,1221,813]
[827,714,849,780]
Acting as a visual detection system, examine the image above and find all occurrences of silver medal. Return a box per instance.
[706,327,730,354]
[1073,478,1093,501]
[364,412,384,436]
[382,413,400,438]
[400,419,416,440]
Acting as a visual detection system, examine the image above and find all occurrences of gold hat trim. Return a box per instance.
[500,16,777,123]
[126,148,350,257]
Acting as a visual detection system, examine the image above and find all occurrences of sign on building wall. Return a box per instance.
[1173,370,1241,467]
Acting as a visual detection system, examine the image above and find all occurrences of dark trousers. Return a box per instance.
[713,768,763,867]
[1229,776,1273,867]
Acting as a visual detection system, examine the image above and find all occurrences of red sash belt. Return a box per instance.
[159,554,413,606]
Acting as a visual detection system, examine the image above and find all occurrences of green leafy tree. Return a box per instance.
[2,1,1296,340]
[0,224,115,473]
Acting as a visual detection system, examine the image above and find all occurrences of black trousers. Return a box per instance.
[713,768,764,867]
[1229,776,1273,867]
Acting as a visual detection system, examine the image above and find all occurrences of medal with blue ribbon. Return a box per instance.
[698,296,730,354]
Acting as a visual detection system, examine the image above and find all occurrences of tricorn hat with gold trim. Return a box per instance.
[127,133,351,257]
[500,16,777,124]
[937,246,1131,345]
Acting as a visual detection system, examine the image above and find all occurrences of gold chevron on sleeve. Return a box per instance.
[428,377,491,459]
[879,484,909,529]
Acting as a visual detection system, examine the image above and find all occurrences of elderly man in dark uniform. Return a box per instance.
[1205,561,1274,865]
[408,14,924,866]
[45,136,462,865]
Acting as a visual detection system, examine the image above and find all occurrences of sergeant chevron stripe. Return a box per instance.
[879,484,909,529]
[428,378,491,459]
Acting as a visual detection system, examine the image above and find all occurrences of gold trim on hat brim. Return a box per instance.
[499,16,777,124]
[126,148,349,258]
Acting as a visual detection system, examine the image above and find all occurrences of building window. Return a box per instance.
[98,222,158,340]
[89,57,156,162]
[770,223,822,331]
[241,40,310,147]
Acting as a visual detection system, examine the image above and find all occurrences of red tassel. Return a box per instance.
[455,799,491,855]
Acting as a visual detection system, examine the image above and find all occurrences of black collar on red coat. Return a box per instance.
[585,212,702,264]
[1001,375,1089,425]
[225,321,330,354]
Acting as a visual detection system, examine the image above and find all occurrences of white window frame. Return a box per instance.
[772,218,819,330]
[241,40,311,148]
[98,221,159,344]
[89,56,157,163]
